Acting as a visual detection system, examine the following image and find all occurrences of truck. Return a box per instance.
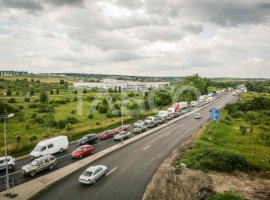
[30,136,68,159]
[158,110,168,118]
[190,101,198,107]
[178,102,187,109]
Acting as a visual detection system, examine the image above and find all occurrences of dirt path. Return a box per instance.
[143,126,270,200]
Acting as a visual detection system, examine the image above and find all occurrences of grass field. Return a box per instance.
[180,92,270,172]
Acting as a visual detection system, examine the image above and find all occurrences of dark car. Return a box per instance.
[78,134,98,145]
[147,121,157,128]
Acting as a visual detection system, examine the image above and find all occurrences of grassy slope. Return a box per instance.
[181,94,270,171]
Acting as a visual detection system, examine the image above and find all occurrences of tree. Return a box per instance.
[50,88,54,95]
[56,88,59,94]
[60,80,65,84]
[30,88,35,95]
[39,91,48,103]
[6,89,11,96]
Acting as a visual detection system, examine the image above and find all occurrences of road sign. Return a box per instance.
[211,108,220,121]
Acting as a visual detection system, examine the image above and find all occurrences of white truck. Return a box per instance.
[158,110,169,118]
[178,102,188,109]
[30,136,68,159]
[190,101,198,107]
[167,108,175,114]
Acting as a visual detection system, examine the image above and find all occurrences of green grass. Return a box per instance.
[207,192,243,200]
[180,97,270,172]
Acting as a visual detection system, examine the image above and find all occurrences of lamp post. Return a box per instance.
[1,113,14,197]
[120,86,124,144]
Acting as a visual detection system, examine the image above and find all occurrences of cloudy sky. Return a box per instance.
[0,0,270,78]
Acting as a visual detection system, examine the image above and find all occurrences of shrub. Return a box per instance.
[239,125,247,135]
[220,119,231,125]
[31,113,37,118]
[8,98,16,103]
[44,114,57,128]
[88,114,93,119]
[33,117,44,124]
[66,117,78,124]
[66,123,72,131]
[19,105,23,109]
[207,192,243,200]
[24,97,30,102]
[39,91,48,103]
[29,135,37,142]
[6,89,12,96]
[57,119,67,129]
[70,110,76,114]
[28,103,39,109]
[16,136,21,143]
[37,105,54,113]
[98,104,108,114]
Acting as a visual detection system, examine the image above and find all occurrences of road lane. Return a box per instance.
[31,94,235,200]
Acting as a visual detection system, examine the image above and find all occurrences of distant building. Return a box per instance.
[0,71,28,76]
[73,79,169,91]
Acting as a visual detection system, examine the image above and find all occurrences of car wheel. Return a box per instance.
[79,155,83,159]
[104,170,107,176]
[48,165,54,170]
[8,165,13,170]
[93,179,96,184]
[30,171,36,177]
[60,148,64,153]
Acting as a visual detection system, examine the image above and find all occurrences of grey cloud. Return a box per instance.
[115,0,143,10]
[45,0,84,7]
[0,0,43,10]
[181,24,203,34]
[106,50,141,62]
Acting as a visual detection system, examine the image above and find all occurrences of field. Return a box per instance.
[0,77,171,157]
[180,92,270,172]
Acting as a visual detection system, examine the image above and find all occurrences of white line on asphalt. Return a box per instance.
[0,170,22,179]
[106,167,117,176]
[143,145,151,151]
[166,132,172,136]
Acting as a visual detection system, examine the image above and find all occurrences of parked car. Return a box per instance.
[133,126,147,134]
[30,136,68,159]
[22,155,56,177]
[98,130,116,140]
[165,115,173,121]
[114,131,131,141]
[114,125,130,133]
[79,165,107,185]
[71,145,94,159]
[195,113,202,119]
[0,156,15,170]
[134,120,144,127]
[78,134,98,145]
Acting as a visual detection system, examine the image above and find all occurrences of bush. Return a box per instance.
[33,117,44,124]
[31,113,37,118]
[207,192,242,200]
[98,104,108,114]
[6,89,12,96]
[66,123,72,131]
[66,117,78,124]
[70,110,76,114]
[44,114,57,128]
[29,135,37,142]
[8,98,16,103]
[16,136,21,143]
[28,103,39,109]
[24,97,30,102]
[185,148,250,172]
[39,91,48,103]
[220,119,231,125]
[19,105,23,109]
[37,105,54,113]
[239,125,247,135]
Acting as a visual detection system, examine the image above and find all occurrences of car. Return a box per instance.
[0,156,15,170]
[133,126,147,134]
[78,134,98,145]
[22,155,56,177]
[114,125,130,133]
[98,130,116,140]
[134,120,144,127]
[195,113,202,119]
[71,145,94,159]
[181,109,187,114]
[145,116,155,124]
[114,131,131,141]
[147,121,157,128]
[165,115,173,121]
[79,165,107,185]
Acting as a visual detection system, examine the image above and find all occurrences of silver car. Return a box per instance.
[0,156,15,170]
[22,155,56,177]
[79,165,107,184]
[114,131,131,141]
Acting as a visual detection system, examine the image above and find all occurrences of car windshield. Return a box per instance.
[30,160,39,166]
[34,145,43,151]
[0,159,9,164]
[76,147,83,152]
[82,170,93,177]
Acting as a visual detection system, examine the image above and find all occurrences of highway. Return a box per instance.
[30,94,236,200]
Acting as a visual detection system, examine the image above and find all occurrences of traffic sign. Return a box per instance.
[211,108,220,121]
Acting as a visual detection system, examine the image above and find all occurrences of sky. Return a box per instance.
[0,0,270,78]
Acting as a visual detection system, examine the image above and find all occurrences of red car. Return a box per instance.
[114,125,130,133]
[98,130,116,140]
[71,145,94,159]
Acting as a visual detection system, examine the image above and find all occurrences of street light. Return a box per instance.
[120,86,124,144]
[1,113,14,197]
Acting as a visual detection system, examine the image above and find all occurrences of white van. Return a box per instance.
[30,136,68,159]
[158,110,168,118]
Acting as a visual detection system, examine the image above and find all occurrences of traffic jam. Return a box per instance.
[0,89,230,187]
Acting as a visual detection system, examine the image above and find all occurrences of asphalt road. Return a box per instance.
[30,94,236,200]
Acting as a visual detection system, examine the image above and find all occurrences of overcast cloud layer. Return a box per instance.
[0,0,270,78]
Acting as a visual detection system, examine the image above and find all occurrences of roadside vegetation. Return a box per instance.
[180,92,270,172]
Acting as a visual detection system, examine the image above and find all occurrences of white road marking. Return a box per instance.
[166,133,172,136]
[106,167,117,176]
[0,170,22,179]
[143,145,151,151]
